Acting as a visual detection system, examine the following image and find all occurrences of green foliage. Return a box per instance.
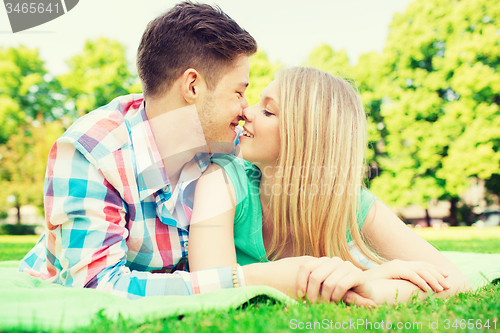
[304,43,353,77]
[0,224,35,236]
[485,174,500,203]
[246,49,282,106]
[0,40,139,226]
[58,37,137,115]
[456,202,475,225]
[360,0,500,212]
[0,121,65,220]
[0,46,65,144]
[352,52,386,166]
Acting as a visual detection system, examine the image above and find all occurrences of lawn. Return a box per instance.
[0,235,40,261]
[2,227,499,333]
[415,226,500,253]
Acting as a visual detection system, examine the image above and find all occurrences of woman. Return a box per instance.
[188,67,471,305]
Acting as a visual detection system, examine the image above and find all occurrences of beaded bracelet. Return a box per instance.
[232,263,240,288]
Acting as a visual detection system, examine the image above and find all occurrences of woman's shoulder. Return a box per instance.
[209,154,261,222]
[359,187,377,204]
[209,153,251,205]
[210,153,245,168]
[210,154,261,182]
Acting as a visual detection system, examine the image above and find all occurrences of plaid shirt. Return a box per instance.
[19,94,244,299]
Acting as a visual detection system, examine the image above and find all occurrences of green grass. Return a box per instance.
[75,287,499,333]
[415,226,500,253]
[415,226,500,241]
[15,285,495,333]
[425,239,500,253]
[2,228,500,333]
[0,235,40,261]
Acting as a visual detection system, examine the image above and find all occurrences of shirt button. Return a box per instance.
[185,242,188,250]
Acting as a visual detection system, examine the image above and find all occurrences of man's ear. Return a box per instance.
[181,68,205,104]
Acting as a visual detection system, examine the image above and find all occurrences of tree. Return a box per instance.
[246,49,282,106]
[0,46,65,144]
[304,44,352,77]
[352,51,388,179]
[303,46,385,182]
[0,45,68,226]
[365,0,500,225]
[0,121,65,223]
[58,37,136,116]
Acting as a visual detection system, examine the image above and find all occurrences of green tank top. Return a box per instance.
[211,154,377,266]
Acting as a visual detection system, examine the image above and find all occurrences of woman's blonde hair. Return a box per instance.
[266,67,383,268]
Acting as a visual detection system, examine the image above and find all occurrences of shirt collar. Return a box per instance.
[129,101,211,201]
[129,101,170,201]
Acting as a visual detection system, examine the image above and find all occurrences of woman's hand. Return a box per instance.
[365,260,451,293]
[295,257,376,307]
[244,255,373,306]
[361,200,471,299]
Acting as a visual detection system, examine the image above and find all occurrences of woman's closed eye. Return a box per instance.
[262,110,274,117]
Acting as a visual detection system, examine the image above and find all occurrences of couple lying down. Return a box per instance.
[18,2,470,306]
[188,66,471,306]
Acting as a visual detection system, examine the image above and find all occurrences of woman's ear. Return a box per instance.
[181,68,206,104]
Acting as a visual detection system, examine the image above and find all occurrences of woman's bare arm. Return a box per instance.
[188,163,376,303]
[360,199,472,302]
[188,163,238,271]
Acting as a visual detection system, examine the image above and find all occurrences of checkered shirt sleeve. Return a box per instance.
[18,95,245,299]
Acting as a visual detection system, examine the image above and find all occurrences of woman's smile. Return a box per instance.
[240,126,254,138]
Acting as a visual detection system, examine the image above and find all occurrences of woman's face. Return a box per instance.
[238,80,281,169]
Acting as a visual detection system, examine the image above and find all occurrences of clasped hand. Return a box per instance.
[295,257,450,307]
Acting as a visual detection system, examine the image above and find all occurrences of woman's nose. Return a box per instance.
[242,105,255,122]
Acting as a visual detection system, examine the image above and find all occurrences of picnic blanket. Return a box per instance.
[1,251,499,332]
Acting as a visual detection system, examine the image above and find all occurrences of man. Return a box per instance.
[18,2,383,305]
[19,1,257,299]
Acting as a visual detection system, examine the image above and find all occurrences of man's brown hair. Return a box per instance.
[137,1,257,98]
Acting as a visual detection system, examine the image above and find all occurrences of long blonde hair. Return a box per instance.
[266,67,383,269]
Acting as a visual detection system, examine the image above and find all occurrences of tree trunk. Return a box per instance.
[425,208,431,227]
[448,197,458,226]
[16,202,21,225]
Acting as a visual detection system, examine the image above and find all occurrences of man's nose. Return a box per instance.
[240,96,249,112]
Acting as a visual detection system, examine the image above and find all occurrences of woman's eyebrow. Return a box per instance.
[261,96,279,112]
[260,95,277,104]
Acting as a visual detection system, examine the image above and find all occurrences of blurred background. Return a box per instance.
[0,0,499,235]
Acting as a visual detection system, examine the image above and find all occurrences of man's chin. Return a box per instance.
[208,141,236,155]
